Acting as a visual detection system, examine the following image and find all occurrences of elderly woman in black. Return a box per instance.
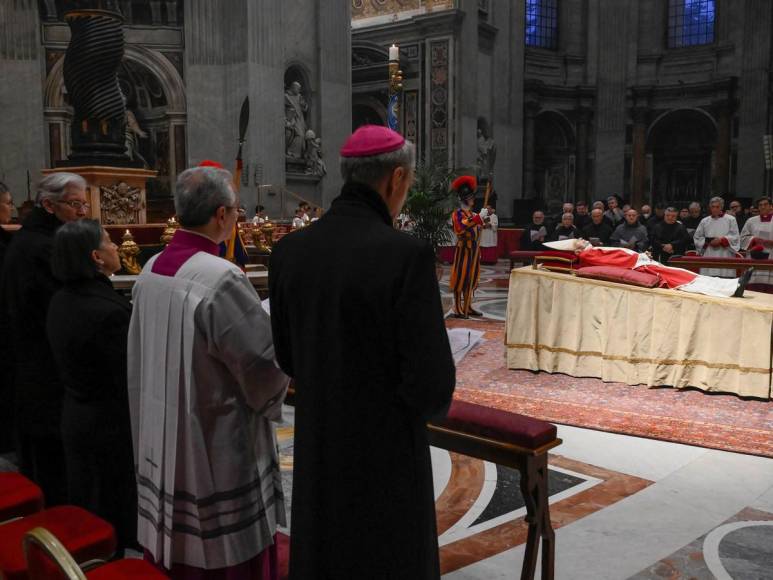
[46,219,137,554]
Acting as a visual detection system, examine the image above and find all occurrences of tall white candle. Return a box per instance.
[389,44,399,62]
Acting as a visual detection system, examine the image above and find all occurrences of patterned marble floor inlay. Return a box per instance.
[437,453,652,574]
[274,405,652,575]
[629,507,773,579]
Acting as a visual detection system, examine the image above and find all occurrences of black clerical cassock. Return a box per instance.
[270,180,456,579]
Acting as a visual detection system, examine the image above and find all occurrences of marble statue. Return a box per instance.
[125,105,149,168]
[477,126,497,179]
[304,130,326,177]
[285,81,309,159]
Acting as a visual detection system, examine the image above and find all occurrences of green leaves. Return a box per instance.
[403,162,469,254]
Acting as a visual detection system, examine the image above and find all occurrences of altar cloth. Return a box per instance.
[505,267,773,399]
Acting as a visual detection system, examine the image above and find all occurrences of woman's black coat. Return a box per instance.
[46,274,136,550]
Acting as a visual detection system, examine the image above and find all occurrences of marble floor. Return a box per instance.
[276,404,773,579]
[432,260,773,578]
[5,260,771,578]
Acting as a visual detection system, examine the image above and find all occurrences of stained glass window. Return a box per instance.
[668,0,715,48]
[525,0,558,50]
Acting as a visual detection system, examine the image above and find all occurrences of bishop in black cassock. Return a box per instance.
[270,125,455,579]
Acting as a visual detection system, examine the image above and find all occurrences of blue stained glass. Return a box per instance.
[669,0,715,47]
[525,0,557,49]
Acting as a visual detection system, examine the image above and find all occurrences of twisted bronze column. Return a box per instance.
[62,1,131,165]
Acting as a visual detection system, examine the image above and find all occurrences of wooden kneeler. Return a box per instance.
[284,388,561,579]
[428,400,562,580]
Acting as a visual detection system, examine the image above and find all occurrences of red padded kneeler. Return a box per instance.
[437,400,557,450]
[0,473,43,523]
[0,506,116,580]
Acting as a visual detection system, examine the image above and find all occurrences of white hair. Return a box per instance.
[35,172,87,205]
[709,196,724,208]
[174,167,236,227]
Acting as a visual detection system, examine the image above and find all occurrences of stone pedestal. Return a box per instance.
[42,166,157,225]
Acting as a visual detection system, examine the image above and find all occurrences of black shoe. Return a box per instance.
[733,267,755,297]
[468,308,483,317]
[452,313,469,319]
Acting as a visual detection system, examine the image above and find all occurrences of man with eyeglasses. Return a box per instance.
[0,171,88,506]
[728,199,748,230]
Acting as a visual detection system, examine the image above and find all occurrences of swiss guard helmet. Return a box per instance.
[452,175,477,203]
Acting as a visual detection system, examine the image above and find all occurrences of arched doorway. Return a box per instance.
[352,43,389,131]
[44,45,187,199]
[647,109,717,207]
[352,98,387,130]
[534,111,575,214]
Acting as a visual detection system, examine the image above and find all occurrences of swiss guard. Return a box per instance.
[449,175,483,318]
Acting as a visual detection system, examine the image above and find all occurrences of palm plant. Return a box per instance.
[402,162,459,258]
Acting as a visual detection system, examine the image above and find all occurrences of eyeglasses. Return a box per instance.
[57,200,91,211]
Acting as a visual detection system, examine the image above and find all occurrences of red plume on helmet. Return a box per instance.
[452,175,478,201]
[198,160,225,169]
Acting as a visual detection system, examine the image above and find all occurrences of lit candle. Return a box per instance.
[389,44,399,62]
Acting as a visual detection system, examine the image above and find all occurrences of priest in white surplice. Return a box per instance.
[740,195,773,286]
[128,166,289,579]
[693,196,740,277]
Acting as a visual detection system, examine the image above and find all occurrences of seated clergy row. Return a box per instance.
[522,196,773,278]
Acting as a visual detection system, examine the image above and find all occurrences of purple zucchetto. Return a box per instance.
[340,125,406,158]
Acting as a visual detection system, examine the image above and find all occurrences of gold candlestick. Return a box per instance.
[160,216,179,246]
[118,229,142,274]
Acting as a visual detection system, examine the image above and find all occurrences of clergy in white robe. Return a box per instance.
[740,196,773,286]
[479,205,499,264]
[128,167,289,578]
[693,197,740,277]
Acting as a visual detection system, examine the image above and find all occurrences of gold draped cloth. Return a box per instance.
[505,267,773,399]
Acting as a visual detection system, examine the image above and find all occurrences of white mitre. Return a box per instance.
[543,239,580,251]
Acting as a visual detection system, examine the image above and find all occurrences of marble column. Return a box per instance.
[713,99,732,198]
[736,0,772,194]
[165,1,178,25]
[523,101,540,199]
[0,0,46,201]
[150,1,163,25]
[630,107,648,208]
[574,107,591,202]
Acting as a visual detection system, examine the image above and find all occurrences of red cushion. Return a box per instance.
[0,473,43,522]
[436,400,557,450]
[576,265,662,288]
[0,506,116,580]
[88,559,169,579]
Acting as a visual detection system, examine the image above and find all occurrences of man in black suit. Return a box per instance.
[269,125,455,579]
[1,172,89,505]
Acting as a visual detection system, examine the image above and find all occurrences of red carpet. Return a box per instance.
[448,319,773,458]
